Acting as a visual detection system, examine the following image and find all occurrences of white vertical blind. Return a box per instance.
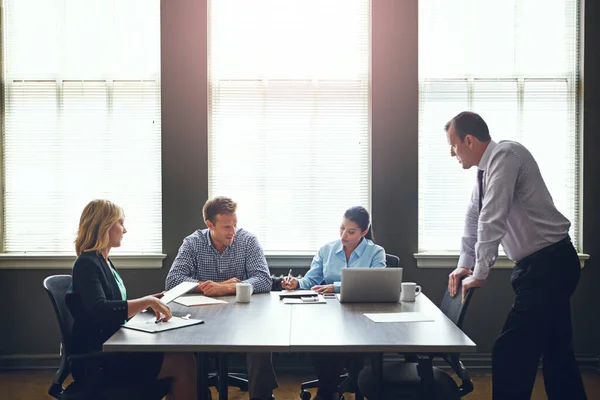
[208,0,371,253]
[2,0,162,254]
[418,0,580,252]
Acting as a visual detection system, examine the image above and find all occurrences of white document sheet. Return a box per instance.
[173,294,228,306]
[282,295,326,305]
[160,281,199,304]
[364,312,434,323]
[122,312,204,333]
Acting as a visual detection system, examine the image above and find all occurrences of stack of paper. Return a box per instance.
[173,295,228,306]
[283,295,326,305]
[363,312,434,323]
[279,290,319,299]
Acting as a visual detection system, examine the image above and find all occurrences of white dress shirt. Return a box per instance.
[458,140,571,280]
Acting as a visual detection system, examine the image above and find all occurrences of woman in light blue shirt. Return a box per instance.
[282,206,385,293]
[281,206,386,400]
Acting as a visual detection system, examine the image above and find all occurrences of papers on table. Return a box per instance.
[364,312,434,323]
[160,281,198,304]
[279,290,319,299]
[122,312,204,333]
[173,294,228,307]
[282,295,326,305]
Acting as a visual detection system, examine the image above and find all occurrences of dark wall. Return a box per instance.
[1,0,598,367]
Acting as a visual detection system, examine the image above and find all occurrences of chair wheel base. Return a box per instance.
[300,390,311,400]
[48,383,64,399]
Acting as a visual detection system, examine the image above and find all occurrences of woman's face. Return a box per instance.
[108,217,127,248]
[339,218,366,250]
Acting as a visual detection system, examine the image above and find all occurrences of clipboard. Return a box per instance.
[122,312,204,333]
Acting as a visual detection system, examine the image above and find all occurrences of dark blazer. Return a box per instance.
[66,251,128,357]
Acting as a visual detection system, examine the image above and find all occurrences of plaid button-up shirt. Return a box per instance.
[165,228,272,293]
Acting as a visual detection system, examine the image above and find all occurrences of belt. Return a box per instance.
[516,236,572,266]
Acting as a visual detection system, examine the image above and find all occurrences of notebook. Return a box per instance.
[278,290,318,299]
[122,312,204,333]
[160,281,199,304]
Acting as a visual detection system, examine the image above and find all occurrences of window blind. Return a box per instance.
[418,0,580,252]
[208,0,371,253]
[1,0,162,254]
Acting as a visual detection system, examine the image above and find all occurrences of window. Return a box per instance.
[1,0,162,256]
[418,0,580,253]
[208,0,371,253]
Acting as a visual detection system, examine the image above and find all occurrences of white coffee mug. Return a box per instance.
[236,282,253,303]
[400,282,421,302]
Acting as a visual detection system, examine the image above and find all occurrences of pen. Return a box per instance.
[286,269,292,287]
[155,319,162,324]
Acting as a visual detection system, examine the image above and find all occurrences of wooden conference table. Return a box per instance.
[104,292,476,400]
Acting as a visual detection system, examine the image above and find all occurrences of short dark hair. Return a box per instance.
[203,196,237,225]
[344,206,374,242]
[445,111,491,142]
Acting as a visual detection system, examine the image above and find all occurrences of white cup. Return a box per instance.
[400,282,421,302]
[236,282,253,303]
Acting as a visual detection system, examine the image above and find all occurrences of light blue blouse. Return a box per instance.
[298,238,386,293]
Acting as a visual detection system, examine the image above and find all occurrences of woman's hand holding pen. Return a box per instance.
[143,295,172,322]
[281,270,299,290]
[281,277,299,290]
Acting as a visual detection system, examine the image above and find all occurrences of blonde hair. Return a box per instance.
[202,196,237,225]
[75,199,124,256]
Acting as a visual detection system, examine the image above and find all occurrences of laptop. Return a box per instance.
[339,268,403,303]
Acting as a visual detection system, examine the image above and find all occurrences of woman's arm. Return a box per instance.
[370,245,386,268]
[298,249,325,289]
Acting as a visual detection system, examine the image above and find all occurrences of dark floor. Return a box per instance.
[2,368,600,399]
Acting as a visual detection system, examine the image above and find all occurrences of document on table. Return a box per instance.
[173,294,228,306]
[279,290,318,299]
[364,312,434,323]
[160,281,198,304]
[282,295,326,305]
[122,312,204,333]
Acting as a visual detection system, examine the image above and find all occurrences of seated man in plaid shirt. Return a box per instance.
[166,196,277,400]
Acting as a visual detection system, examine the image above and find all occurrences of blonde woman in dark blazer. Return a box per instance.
[66,199,196,399]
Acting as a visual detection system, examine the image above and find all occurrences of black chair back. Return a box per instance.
[385,253,400,267]
[438,275,476,396]
[43,274,171,400]
[43,275,75,399]
[440,275,475,328]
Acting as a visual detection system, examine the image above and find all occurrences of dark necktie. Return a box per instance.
[477,169,484,212]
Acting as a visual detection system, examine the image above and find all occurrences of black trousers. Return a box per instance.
[311,353,363,396]
[491,237,586,400]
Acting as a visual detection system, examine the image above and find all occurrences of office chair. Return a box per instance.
[207,355,249,393]
[43,275,170,400]
[357,276,476,400]
[298,254,399,400]
[386,253,400,268]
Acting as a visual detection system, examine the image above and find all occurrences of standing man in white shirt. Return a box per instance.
[445,111,586,400]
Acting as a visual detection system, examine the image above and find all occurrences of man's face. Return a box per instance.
[207,213,237,248]
[447,124,475,169]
